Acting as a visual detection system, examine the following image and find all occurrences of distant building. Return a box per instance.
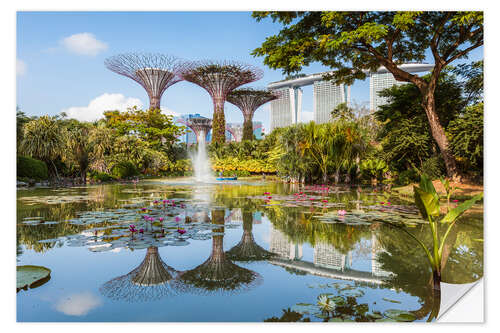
[313,242,352,272]
[313,81,350,124]
[268,87,302,132]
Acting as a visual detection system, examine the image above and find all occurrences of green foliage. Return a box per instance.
[421,156,445,180]
[111,161,139,179]
[448,103,483,173]
[360,158,388,181]
[17,156,49,180]
[89,171,117,182]
[212,107,226,144]
[396,169,420,186]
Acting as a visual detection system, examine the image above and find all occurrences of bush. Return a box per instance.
[111,161,139,179]
[396,168,420,186]
[89,171,117,182]
[218,169,251,177]
[17,156,48,180]
[421,156,446,180]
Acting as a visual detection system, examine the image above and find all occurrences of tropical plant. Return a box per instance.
[391,175,482,292]
[20,115,66,179]
[360,159,389,184]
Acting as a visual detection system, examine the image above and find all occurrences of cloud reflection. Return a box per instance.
[55,292,102,316]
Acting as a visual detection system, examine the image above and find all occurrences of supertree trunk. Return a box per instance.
[149,95,161,110]
[242,113,255,141]
[212,99,226,144]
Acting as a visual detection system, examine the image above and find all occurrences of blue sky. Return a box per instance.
[16,12,483,132]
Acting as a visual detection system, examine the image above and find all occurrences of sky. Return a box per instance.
[16,12,483,132]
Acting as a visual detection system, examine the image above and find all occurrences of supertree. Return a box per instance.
[173,209,262,295]
[185,117,212,143]
[104,52,185,110]
[226,209,275,261]
[99,246,180,302]
[227,88,277,141]
[180,61,263,144]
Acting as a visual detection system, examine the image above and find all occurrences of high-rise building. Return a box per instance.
[369,72,407,112]
[313,242,352,272]
[313,81,350,124]
[269,87,302,132]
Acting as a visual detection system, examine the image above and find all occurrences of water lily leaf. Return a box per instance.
[367,312,383,319]
[17,265,51,290]
[382,297,402,304]
[291,303,318,315]
[328,317,344,322]
[383,309,417,322]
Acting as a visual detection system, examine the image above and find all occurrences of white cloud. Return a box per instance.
[55,292,102,316]
[160,107,179,117]
[61,33,108,56]
[17,59,27,76]
[62,93,143,122]
[299,110,314,123]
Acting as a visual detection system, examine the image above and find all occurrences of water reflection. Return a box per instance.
[100,246,179,302]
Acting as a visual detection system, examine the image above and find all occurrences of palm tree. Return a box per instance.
[20,115,66,179]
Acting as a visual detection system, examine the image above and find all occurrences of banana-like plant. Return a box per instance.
[396,175,482,292]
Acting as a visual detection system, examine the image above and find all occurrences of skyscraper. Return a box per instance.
[369,72,407,112]
[313,81,350,124]
[269,87,302,132]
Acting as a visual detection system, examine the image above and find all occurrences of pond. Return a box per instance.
[16,179,483,322]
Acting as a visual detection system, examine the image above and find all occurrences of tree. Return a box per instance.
[103,107,184,152]
[20,115,66,179]
[252,11,483,180]
[63,121,93,183]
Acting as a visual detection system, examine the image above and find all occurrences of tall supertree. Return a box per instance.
[226,209,275,261]
[99,246,180,302]
[104,53,185,110]
[180,61,263,144]
[174,209,262,295]
[227,88,277,141]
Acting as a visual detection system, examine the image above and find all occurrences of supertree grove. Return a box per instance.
[180,61,263,144]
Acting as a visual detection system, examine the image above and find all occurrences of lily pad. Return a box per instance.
[382,297,402,304]
[17,265,51,291]
[383,309,417,322]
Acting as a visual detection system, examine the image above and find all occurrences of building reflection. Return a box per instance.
[268,225,392,284]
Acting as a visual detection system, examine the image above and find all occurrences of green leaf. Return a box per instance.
[413,186,440,219]
[17,265,51,290]
[441,193,483,223]
[419,174,439,201]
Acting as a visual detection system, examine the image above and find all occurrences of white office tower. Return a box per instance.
[313,81,350,124]
[314,242,351,272]
[269,87,302,132]
[369,72,407,112]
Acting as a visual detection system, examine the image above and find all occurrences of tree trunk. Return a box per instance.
[432,269,441,292]
[334,169,340,184]
[212,99,226,144]
[322,170,328,184]
[422,91,461,181]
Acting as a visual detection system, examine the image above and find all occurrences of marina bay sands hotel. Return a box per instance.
[267,63,434,131]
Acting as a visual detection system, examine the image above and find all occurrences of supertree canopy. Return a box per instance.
[226,209,275,261]
[174,210,262,295]
[180,61,263,144]
[185,117,212,143]
[104,53,185,110]
[227,88,277,141]
[99,246,180,302]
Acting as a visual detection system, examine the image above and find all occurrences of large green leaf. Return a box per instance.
[413,186,440,219]
[17,265,51,290]
[441,193,483,223]
[419,174,439,201]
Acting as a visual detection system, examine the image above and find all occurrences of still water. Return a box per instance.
[16,179,483,322]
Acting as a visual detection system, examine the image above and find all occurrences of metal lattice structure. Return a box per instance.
[185,117,213,143]
[99,246,180,302]
[104,53,186,110]
[227,88,277,140]
[180,61,263,144]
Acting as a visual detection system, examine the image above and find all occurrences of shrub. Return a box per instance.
[111,161,139,179]
[396,168,420,186]
[421,156,446,180]
[89,171,117,182]
[17,156,48,180]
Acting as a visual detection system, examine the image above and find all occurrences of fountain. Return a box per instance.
[186,117,214,183]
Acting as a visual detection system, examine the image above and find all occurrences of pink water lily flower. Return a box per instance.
[264,192,270,195]
[267,196,272,199]
[177,228,186,235]
[129,224,137,233]
[139,228,144,234]
[322,200,328,203]
[380,202,385,205]
[175,216,181,222]
[452,199,459,203]
[338,210,347,216]
[159,217,164,222]
[141,207,147,211]
[153,200,159,204]
[386,202,391,205]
